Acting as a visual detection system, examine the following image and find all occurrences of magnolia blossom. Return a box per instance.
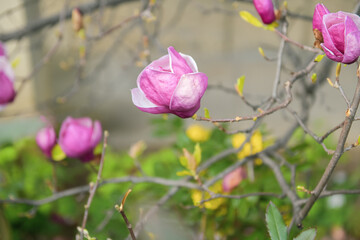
[0,42,16,110]
[222,167,247,193]
[59,117,102,162]
[313,4,360,64]
[131,46,208,118]
[253,0,276,24]
[36,125,57,158]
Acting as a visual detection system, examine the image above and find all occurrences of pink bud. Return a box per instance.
[131,46,208,118]
[36,125,57,158]
[222,167,247,193]
[312,3,330,31]
[253,0,276,24]
[320,10,360,64]
[0,42,16,110]
[59,117,102,162]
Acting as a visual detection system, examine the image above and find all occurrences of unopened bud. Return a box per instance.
[72,8,84,32]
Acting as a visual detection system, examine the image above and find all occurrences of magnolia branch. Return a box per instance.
[293,67,360,227]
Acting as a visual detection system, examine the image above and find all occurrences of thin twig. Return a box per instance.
[79,131,109,239]
[116,189,136,240]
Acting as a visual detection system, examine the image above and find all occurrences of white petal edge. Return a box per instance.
[131,88,160,108]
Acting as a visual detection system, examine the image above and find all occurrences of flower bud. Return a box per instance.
[0,42,16,110]
[59,117,102,162]
[72,8,84,32]
[36,125,57,158]
[253,0,276,24]
[312,4,360,64]
[131,46,208,118]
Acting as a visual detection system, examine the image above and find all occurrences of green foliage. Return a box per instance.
[266,201,288,240]
[293,228,316,240]
[0,121,357,239]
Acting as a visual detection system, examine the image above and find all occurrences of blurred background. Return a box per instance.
[1,1,360,239]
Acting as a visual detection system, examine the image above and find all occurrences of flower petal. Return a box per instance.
[343,30,360,64]
[180,53,198,72]
[131,88,171,114]
[138,68,180,106]
[146,54,171,72]
[312,3,330,30]
[169,72,208,116]
[327,22,345,53]
[168,46,194,75]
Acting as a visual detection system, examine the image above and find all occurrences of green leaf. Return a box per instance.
[293,228,316,240]
[266,201,288,240]
[204,108,210,119]
[239,11,263,28]
[193,143,201,165]
[51,144,66,161]
[236,76,245,96]
[314,54,325,62]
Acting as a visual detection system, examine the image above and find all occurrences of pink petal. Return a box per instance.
[179,53,198,72]
[169,72,208,114]
[138,68,180,106]
[131,88,171,114]
[327,22,345,53]
[343,31,360,64]
[312,3,330,30]
[146,54,171,73]
[0,71,16,104]
[90,120,102,147]
[322,14,345,61]
[168,46,194,75]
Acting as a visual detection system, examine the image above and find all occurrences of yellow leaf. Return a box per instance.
[239,11,263,28]
[179,156,188,168]
[193,143,202,165]
[258,47,265,57]
[262,21,279,31]
[236,75,245,96]
[51,144,66,161]
[314,54,325,62]
[176,170,192,176]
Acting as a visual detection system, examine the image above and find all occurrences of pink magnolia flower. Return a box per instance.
[313,4,360,64]
[253,0,276,24]
[36,125,56,158]
[222,167,247,193]
[0,42,16,110]
[59,117,102,162]
[131,46,208,118]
